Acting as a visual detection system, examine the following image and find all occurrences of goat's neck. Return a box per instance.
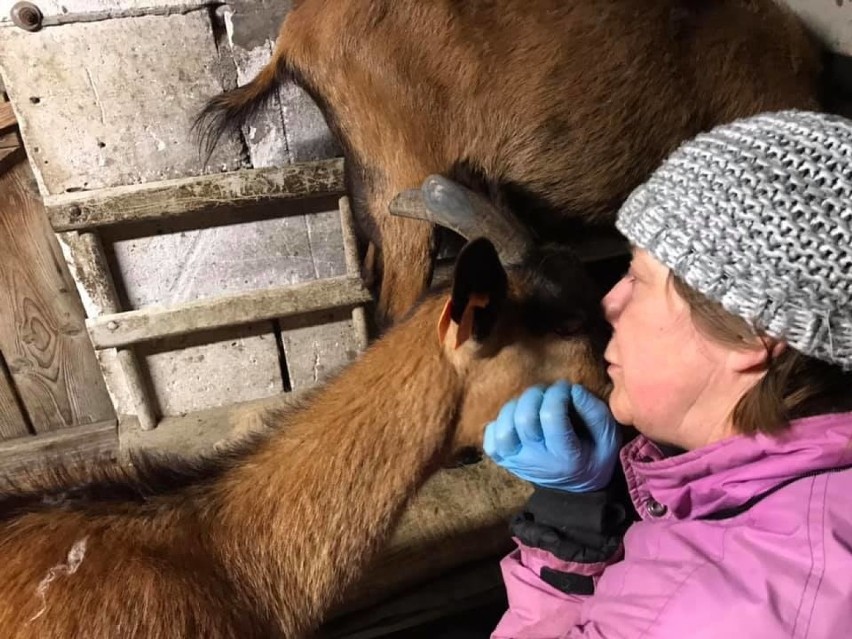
[212,297,461,634]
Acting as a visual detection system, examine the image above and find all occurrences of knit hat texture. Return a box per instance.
[616,110,852,370]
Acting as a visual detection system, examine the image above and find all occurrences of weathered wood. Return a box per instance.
[0,102,15,130]
[339,197,370,351]
[116,348,158,430]
[0,352,30,439]
[118,387,300,460]
[88,275,371,350]
[105,205,354,414]
[0,98,20,165]
[58,231,158,429]
[0,155,115,432]
[45,159,345,231]
[0,418,117,478]
[0,2,209,27]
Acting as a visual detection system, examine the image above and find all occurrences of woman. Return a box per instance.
[484,111,852,638]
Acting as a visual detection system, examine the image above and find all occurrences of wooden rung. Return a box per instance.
[44,158,345,231]
[0,103,16,131]
[338,196,370,352]
[87,275,373,350]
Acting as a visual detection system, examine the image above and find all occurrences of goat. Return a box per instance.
[197,0,822,325]
[0,198,609,637]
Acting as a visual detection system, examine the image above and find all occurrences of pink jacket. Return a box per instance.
[493,412,852,638]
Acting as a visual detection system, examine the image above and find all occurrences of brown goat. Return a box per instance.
[0,238,609,638]
[198,0,823,324]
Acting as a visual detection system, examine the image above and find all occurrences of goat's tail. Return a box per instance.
[193,54,289,159]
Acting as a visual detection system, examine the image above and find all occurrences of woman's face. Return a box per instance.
[602,249,765,449]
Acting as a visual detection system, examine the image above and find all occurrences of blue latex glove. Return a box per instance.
[483,381,621,492]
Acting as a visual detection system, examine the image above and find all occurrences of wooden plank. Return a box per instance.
[0,102,15,131]
[44,159,345,231]
[0,2,210,27]
[0,419,117,479]
[0,352,30,439]
[88,275,372,350]
[119,389,300,460]
[0,156,115,433]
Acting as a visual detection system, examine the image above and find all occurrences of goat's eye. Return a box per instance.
[553,320,583,338]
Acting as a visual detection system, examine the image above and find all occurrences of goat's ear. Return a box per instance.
[438,238,508,349]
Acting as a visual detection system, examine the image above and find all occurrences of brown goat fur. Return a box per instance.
[0,240,609,638]
[197,0,823,324]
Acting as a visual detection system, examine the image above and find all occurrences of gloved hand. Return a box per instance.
[483,381,621,492]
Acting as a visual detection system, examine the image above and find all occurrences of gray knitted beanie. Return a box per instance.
[616,110,852,370]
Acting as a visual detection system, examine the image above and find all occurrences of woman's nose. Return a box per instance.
[602,278,629,324]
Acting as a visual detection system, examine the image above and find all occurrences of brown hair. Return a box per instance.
[671,275,852,435]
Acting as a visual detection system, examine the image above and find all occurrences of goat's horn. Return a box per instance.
[389,175,533,265]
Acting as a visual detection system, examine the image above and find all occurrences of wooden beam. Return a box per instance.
[0,156,116,433]
[88,275,373,350]
[0,419,118,479]
[119,390,300,460]
[0,352,30,439]
[0,103,16,131]
[45,158,345,231]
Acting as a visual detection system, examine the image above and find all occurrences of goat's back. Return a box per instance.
[282,0,821,232]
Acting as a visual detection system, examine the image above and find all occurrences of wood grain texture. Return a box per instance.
[45,159,345,231]
[0,103,16,131]
[0,418,117,479]
[88,275,372,350]
[0,352,30,439]
[0,155,115,432]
